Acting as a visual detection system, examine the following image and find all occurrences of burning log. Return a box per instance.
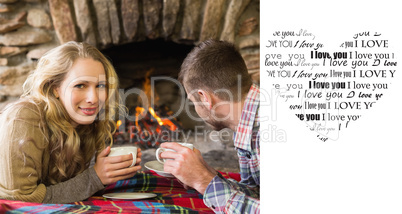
[113,68,183,149]
[113,105,182,149]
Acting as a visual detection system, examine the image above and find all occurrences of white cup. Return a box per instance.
[156,143,194,164]
[109,146,137,167]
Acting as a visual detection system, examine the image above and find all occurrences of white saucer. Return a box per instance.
[103,192,157,200]
[144,160,174,178]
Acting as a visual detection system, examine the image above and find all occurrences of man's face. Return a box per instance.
[185,85,227,131]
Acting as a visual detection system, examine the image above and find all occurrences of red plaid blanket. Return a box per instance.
[0,171,240,213]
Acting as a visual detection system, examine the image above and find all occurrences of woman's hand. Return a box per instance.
[94,146,142,185]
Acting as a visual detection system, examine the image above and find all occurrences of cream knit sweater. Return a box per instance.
[0,101,104,203]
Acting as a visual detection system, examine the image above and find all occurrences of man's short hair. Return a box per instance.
[178,39,252,102]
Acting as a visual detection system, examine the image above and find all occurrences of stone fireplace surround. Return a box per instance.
[0,0,260,172]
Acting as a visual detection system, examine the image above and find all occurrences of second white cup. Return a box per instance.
[109,146,137,167]
[156,143,194,164]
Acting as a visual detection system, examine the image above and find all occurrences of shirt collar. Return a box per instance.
[233,84,260,151]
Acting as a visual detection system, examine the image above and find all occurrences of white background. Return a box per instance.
[261,0,402,213]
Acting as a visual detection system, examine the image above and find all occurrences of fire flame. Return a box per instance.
[148,107,177,130]
[149,107,163,126]
[161,118,176,131]
[113,67,180,146]
[140,68,159,107]
[116,120,122,129]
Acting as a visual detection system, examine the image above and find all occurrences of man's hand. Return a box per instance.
[160,142,217,194]
[94,146,142,185]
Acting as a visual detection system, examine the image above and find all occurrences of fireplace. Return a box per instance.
[105,40,190,149]
[101,39,193,116]
[101,39,202,146]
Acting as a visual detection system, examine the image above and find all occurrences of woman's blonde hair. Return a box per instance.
[22,41,122,184]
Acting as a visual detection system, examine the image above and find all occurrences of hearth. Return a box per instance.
[104,39,196,149]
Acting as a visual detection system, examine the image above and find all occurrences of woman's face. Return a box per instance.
[56,58,107,127]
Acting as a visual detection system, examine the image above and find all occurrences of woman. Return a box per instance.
[0,41,141,203]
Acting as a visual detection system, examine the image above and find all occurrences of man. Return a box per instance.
[160,39,260,213]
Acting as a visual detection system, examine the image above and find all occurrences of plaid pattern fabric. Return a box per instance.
[0,171,240,214]
[203,84,260,214]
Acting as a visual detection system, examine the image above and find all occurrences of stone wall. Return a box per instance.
[0,0,260,110]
